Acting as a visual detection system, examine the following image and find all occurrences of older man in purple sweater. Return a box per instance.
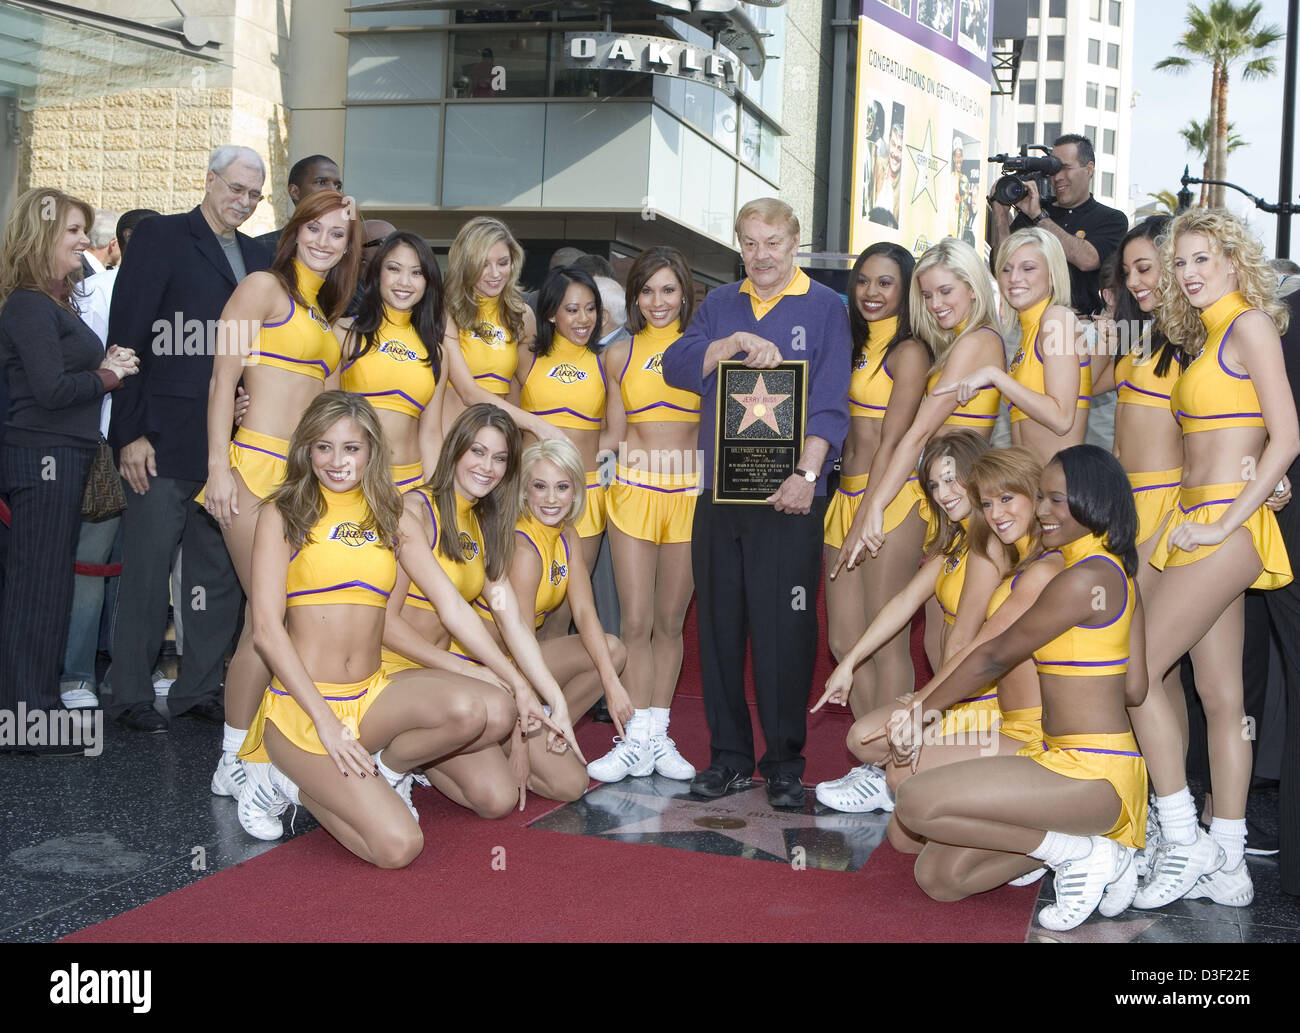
[662,198,850,808]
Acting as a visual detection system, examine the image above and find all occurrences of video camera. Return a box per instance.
[988,145,1062,207]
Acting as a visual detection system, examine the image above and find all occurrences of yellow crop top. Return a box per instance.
[341,305,438,419]
[459,293,517,396]
[521,332,606,430]
[927,323,1003,426]
[404,490,486,611]
[619,322,700,424]
[1171,292,1265,433]
[249,260,341,382]
[475,510,571,628]
[933,526,970,627]
[849,316,897,417]
[985,534,1041,615]
[1032,533,1132,677]
[1008,297,1091,424]
[1116,342,1180,410]
[285,486,395,609]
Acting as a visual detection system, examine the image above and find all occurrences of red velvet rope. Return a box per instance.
[0,497,124,576]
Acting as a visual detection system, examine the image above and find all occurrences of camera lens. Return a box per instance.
[993,175,1027,206]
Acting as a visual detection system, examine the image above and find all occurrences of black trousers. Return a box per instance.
[690,492,825,780]
[109,475,241,718]
[0,444,92,708]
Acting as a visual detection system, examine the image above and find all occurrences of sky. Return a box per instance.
[1130,0,1297,256]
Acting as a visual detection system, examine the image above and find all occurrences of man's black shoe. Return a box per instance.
[766,773,805,809]
[591,698,613,724]
[690,764,751,799]
[1245,819,1280,856]
[117,706,168,733]
[180,698,225,724]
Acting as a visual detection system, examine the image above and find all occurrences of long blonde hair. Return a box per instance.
[1155,208,1289,358]
[910,238,1000,375]
[0,187,94,309]
[269,391,402,550]
[967,447,1044,572]
[994,227,1072,312]
[445,216,527,347]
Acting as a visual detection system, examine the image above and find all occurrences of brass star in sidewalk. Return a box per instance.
[731,372,790,435]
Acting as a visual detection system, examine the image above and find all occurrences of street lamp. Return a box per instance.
[1177,168,1194,213]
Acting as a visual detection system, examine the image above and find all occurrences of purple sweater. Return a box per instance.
[662,278,850,495]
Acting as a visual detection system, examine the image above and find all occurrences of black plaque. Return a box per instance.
[713,360,808,503]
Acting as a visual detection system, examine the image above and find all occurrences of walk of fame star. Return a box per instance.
[731,372,790,435]
[906,121,948,211]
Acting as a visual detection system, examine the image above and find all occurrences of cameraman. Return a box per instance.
[991,133,1128,314]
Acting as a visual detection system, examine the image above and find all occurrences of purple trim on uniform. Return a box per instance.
[450,650,484,667]
[263,298,294,329]
[531,406,602,425]
[1032,331,1042,363]
[957,693,998,703]
[286,580,391,600]
[1043,742,1142,758]
[837,482,868,499]
[613,474,697,494]
[1217,315,1252,379]
[977,324,1005,345]
[1075,554,1128,629]
[232,439,288,461]
[1132,480,1181,494]
[947,408,999,420]
[560,531,571,565]
[937,598,956,619]
[515,527,543,562]
[596,349,607,380]
[250,349,332,377]
[1035,656,1129,667]
[1118,380,1171,402]
[360,388,427,413]
[394,472,422,488]
[1176,410,1262,423]
[619,342,634,381]
[418,492,438,550]
[269,682,370,702]
[474,371,513,385]
[849,399,888,413]
[473,597,491,613]
[625,400,700,416]
[1179,495,1237,513]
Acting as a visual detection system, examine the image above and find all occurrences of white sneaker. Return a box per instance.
[649,735,695,780]
[1135,803,1161,880]
[814,765,894,813]
[586,737,654,783]
[1185,858,1254,907]
[1037,836,1123,931]
[59,685,99,709]
[1008,867,1047,887]
[211,751,247,798]
[1133,827,1225,909]
[237,762,289,841]
[1098,846,1139,917]
[152,668,174,697]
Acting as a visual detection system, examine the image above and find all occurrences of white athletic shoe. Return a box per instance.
[586,737,654,783]
[59,683,99,709]
[1008,867,1047,887]
[1185,858,1255,907]
[649,735,695,780]
[1098,846,1139,917]
[1037,836,1123,931]
[210,751,247,798]
[152,668,175,697]
[389,772,418,822]
[237,762,289,841]
[813,765,894,813]
[1133,827,1225,910]
[1135,803,1161,880]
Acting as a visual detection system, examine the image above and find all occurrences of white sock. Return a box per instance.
[1029,831,1093,869]
[625,709,651,743]
[373,750,404,788]
[649,707,671,738]
[1210,817,1246,869]
[1155,788,1198,846]
[269,765,300,806]
[222,723,248,756]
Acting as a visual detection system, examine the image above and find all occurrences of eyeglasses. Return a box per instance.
[213,170,265,205]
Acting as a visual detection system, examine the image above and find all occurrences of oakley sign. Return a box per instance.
[565,32,740,94]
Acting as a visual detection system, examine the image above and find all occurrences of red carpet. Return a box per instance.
[65,574,1036,943]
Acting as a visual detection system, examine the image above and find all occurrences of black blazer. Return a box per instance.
[107,206,269,483]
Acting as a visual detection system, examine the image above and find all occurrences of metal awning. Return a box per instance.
[0,0,227,109]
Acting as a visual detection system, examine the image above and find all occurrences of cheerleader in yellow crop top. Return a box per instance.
[203,192,363,799]
[517,266,609,574]
[340,232,450,494]
[838,238,1005,573]
[1133,210,1300,908]
[941,229,1091,467]
[885,448,1150,929]
[381,403,589,816]
[236,391,536,865]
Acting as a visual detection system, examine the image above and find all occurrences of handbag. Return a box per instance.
[82,436,126,521]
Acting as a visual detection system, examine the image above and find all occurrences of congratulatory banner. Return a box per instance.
[851,0,993,256]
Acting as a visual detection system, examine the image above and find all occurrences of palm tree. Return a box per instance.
[1147,190,1182,215]
[1156,1,1281,208]
[1179,116,1246,207]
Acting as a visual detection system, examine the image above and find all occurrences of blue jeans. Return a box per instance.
[61,514,121,687]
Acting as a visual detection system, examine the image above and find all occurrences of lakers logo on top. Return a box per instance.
[852,353,869,372]
[548,363,587,385]
[943,553,961,574]
[549,559,567,586]
[642,352,665,376]
[1009,346,1025,373]
[329,522,378,547]
[458,531,480,560]
[471,321,507,348]
[378,338,419,362]
[306,305,331,332]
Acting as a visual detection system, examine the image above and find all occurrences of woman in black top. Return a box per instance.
[0,188,138,723]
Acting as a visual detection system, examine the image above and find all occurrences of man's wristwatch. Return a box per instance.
[794,468,818,483]
[1030,210,1048,224]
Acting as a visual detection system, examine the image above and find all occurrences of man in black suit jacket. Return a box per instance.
[107,144,269,732]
